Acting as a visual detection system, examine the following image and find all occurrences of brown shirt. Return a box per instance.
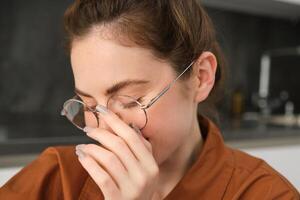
[1,115,299,199]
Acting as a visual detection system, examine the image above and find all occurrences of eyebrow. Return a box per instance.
[74,79,150,98]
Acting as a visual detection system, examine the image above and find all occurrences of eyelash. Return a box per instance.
[136,96,142,101]
[136,96,145,103]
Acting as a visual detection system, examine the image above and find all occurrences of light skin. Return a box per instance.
[70,27,217,199]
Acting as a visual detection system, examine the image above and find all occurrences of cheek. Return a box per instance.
[142,87,194,164]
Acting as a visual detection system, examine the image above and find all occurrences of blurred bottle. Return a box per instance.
[284,101,296,127]
[231,86,245,120]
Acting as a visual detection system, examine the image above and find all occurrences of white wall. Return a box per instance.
[241,145,300,191]
[0,167,22,187]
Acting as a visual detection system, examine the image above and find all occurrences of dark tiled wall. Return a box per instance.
[0,0,74,121]
[206,7,300,114]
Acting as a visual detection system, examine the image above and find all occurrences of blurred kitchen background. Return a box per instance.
[0,0,300,189]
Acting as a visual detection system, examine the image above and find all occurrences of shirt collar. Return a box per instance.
[164,114,234,199]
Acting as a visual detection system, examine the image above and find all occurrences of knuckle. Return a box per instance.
[124,188,139,200]
[149,165,159,177]
[112,137,126,149]
[97,174,111,188]
[103,151,117,163]
[125,134,139,145]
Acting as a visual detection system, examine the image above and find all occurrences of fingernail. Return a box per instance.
[83,126,95,133]
[75,149,86,159]
[96,105,109,115]
[76,144,85,151]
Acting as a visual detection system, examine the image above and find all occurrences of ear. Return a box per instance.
[192,51,217,103]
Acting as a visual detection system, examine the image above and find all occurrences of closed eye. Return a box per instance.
[122,96,145,109]
[136,96,145,103]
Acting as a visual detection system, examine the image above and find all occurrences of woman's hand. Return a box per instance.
[75,105,160,200]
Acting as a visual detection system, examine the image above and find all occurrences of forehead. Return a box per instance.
[71,35,157,74]
[70,32,175,99]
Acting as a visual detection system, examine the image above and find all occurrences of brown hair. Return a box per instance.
[63,0,227,124]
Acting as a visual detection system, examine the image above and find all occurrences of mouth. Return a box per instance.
[144,134,150,141]
[142,134,149,141]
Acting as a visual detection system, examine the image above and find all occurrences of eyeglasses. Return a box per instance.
[61,60,195,131]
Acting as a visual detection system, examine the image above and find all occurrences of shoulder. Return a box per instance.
[0,145,88,199]
[224,146,300,199]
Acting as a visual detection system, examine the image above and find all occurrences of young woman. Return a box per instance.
[1,0,299,199]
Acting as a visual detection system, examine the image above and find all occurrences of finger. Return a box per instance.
[85,129,143,176]
[85,129,159,195]
[85,130,144,181]
[76,149,121,199]
[130,123,152,153]
[95,105,155,165]
[77,144,129,188]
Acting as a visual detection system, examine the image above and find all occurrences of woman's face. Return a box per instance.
[70,30,197,165]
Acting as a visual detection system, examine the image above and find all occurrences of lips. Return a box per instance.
[141,133,149,140]
[141,131,149,140]
[141,132,149,141]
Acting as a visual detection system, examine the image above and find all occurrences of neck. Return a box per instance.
[154,116,203,199]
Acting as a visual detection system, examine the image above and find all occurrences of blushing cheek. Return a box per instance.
[141,98,185,163]
[142,84,188,139]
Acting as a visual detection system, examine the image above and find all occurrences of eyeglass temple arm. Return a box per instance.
[142,61,195,109]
